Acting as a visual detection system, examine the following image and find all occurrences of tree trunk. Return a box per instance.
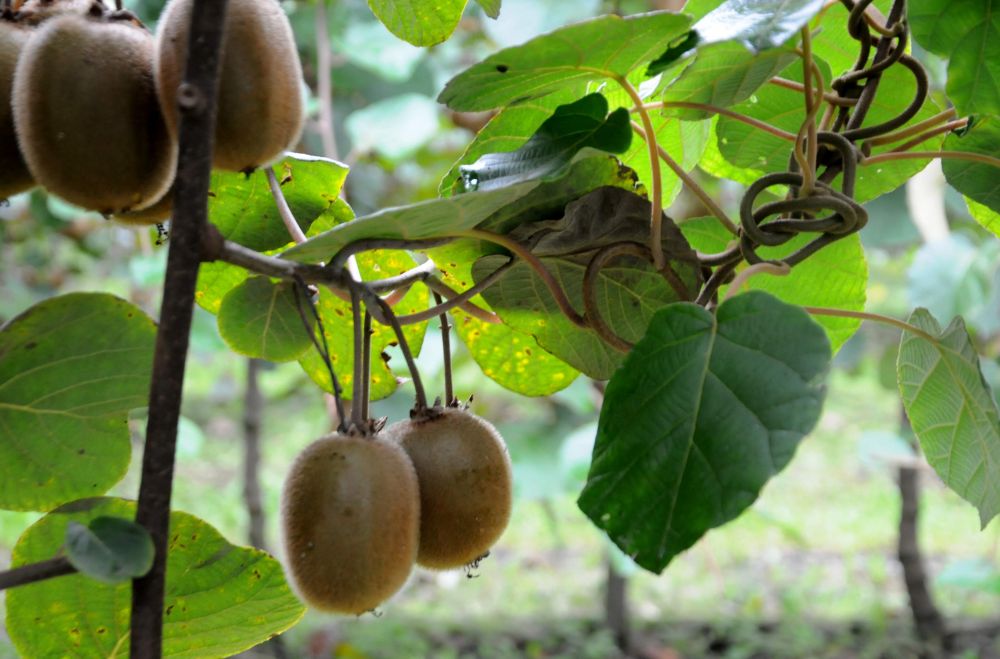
[605,556,633,655]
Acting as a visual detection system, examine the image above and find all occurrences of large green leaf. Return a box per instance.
[217,277,314,362]
[942,116,1000,215]
[367,0,467,46]
[0,294,155,512]
[208,153,349,252]
[458,93,632,192]
[298,251,428,402]
[437,12,692,111]
[897,309,1000,527]
[910,0,1000,116]
[578,291,831,572]
[678,218,867,352]
[6,498,305,658]
[439,88,584,196]
[966,196,1000,239]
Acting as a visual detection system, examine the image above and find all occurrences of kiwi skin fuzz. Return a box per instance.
[387,407,513,570]
[0,21,33,200]
[12,15,176,214]
[281,433,420,615]
[155,0,304,172]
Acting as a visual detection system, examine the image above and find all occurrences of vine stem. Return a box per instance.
[768,77,856,106]
[866,108,959,148]
[457,229,586,328]
[723,262,790,301]
[639,102,796,141]
[803,306,937,342]
[796,30,821,196]
[0,557,75,591]
[349,286,364,429]
[862,151,1000,169]
[130,0,228,654]
[357,284,429,410]
[266,167,307,244]
[615,75,665,269]
[632,121,740,236]
[360,312,371,421]
[891,121,969,153]
[433,292,454,405]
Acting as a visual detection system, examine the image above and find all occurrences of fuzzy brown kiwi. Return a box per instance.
[386,407,513,570]
[281,432,420,614]
[14,0,97,25]
[0,18,33,200]
[155,0,304,172]
[111,184,172,225]
[12,14,176,213]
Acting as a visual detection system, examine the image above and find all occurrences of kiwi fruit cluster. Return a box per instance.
[281,406,513,614]
[0,0,303,220]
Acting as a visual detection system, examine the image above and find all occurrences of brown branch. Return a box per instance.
[130,0,229,655]
[0,557,76,591]
[243,359,266,551]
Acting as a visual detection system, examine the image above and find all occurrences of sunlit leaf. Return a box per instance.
[367,0,468,46]
[208,153,348,252]
[965,196,1000,240]
[689,0,825,53]
[578,292,830,572]
[0,294,155,512]
[897,309,1000,527]
[7,498,305,658]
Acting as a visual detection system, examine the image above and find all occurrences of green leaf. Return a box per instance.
[439,87,584,196]
[698,118,766,185]
[367,0,468,46]
[473,0,500,19]
[7,498,305,658]
[65,516,153,584]
[942,116,1000,215]
[578,291,831,572]
[437,12,693,111]
[458,93,632,192]
[897,309,1000,527]
[217,277,314,362]
[209,153,349,252]
[0,294,156,512]
[452,309,579,396]
[345,94,441,161]
[659,42,797,119]
[689,0,825,53]
[474,188,702,379]
[678,218,868,352]
[910,0,1000,116]
[966,196,1000,239]
[298,251,428,401]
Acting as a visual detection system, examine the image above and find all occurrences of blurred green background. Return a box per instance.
[2,0,1000,657]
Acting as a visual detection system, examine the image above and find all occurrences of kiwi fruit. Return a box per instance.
[155,0,304,172]
[14,0,96,25]
[386,407,513,570]
[12,13,176,213]
[112,184,172,225]
[0,18,32,200]
[281,432,420,614]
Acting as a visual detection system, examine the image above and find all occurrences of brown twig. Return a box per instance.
[0,557,76,591]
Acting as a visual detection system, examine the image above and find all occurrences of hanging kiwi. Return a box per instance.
[155,0,304,173]
[111,184,172,225]
[386,406,513,570]
[12,13,176,214]
[281,432,420,614]
[0,16,32,200]
[13,0,96,25]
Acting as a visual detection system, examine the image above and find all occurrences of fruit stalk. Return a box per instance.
[129,0,228,656]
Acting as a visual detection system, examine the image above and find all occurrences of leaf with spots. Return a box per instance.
[297,251,429,401]
[0,294,155,512]
[6,497,305,658]
[367,0,468,47]
[578,292,831,572]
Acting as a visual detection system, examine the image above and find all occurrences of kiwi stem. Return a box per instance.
[395,262,511,325]
[638,102,796,142]
[803,306,937,342]
[350,285,365,428]
[434,292,454,405]
[266,167,307,244]
[361,311,372,421]
[354,281,429,411]
[131,0,230,653]
[292,278,349,433]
